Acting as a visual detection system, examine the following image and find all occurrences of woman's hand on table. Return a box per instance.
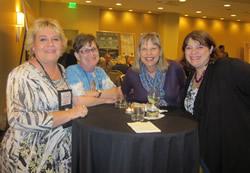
[70,104,88,119]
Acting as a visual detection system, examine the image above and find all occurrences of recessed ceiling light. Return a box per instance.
[116,3,122,6]
[184,14,188,16]
[237,19,241,22]
[203,16,207,18]
[231,14,236,17]
[224,4,231,7]
[85,1,92,3]
[129,9,133,12]
[148,11,152,13]
[220,18,224,20]
[109,8,113,10]
[158,7,164,10]
[196,11,202,13]
[179,0,186,2]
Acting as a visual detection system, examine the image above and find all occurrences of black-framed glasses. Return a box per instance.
[79,47,98,54]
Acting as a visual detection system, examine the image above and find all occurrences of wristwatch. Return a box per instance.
[97,90,102,98]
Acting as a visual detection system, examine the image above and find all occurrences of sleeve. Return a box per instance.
[121,70,134,98]
[227,58,250,96]
[6,68,53,132]
[66,66,85,97]
[175,62,186,106]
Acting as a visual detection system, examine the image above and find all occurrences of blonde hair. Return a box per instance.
[132,32,169,73]
[25,17,67,58]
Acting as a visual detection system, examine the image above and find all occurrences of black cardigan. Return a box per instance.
[183,58,250,173]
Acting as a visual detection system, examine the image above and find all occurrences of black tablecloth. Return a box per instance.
[72,104,199,173]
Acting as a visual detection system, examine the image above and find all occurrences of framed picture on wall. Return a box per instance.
[97,32,119,49]
[97,31,135,59]
[99,48,119,59]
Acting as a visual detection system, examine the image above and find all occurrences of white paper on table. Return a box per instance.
[127,121,161,133]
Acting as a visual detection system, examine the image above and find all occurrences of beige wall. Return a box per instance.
[40,2,99,36]
[158,13,180,60]
[0,0,31,112]
[178,17,250,60]
[1,2,250,112]
[99,9,159,49]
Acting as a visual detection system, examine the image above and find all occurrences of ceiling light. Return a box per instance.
[237,19,241,22]
[129,9,133,12]
[224,4,231,7]
[179,0,186,2]
[109,8,113,10]
[148,11,152,13]
[196,11,202,13]
[220,18,224,20]
[158,7,164,10]
[231,14,236,17]
[184,14,188,16]
[85,1,92,3]
[116,3,122,6]
[203,16,207,18]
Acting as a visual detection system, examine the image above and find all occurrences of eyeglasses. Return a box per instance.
[79,47,98,54]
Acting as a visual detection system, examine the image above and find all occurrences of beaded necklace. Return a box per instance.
[194,70,206,83]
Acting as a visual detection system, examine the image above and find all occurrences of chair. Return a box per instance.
[108,70,123,86]
[120,74,125,83]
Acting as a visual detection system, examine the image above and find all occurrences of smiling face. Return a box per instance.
[74,41,99,72]
[32,27,63,64]
[140,39,160,71]
[184,38,213,72]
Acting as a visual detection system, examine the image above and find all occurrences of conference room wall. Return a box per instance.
[99,9,159,52]
[40,2,99,37]
[0,0,40,114]
[178,17,250,60]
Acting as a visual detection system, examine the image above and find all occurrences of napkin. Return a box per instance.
[127,121,161,133]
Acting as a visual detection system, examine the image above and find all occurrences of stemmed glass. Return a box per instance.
[147,87,160,117]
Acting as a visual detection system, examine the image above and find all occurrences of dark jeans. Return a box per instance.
[201,159,210,173]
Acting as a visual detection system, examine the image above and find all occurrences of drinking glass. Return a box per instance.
[147,87,160,117]
[131,103,145,121]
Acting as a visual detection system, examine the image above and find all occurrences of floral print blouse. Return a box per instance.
[0,62,72,173]
[184,78,199,115]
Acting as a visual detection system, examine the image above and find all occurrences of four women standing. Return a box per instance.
[1,16,249,173]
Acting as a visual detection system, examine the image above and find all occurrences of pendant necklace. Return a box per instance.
[194,70,206,83]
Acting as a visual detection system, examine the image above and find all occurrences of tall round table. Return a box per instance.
[72,104,199,173]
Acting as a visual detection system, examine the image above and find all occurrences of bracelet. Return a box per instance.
[97,90,102,98]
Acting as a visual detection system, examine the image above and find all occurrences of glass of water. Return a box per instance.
[131,103,145,122]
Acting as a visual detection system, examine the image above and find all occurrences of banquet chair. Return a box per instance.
[120,74,125,84]
[108,70,123,86]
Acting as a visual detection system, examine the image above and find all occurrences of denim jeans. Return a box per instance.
[201,159,210,173]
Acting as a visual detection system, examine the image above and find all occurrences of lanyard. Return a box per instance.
[35,58,69,90]
[35,58,73,128]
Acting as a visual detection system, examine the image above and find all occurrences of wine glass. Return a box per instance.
[147,87,160,117]
[147,87,160,105]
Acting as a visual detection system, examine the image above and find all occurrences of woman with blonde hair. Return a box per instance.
[0,18,88,172]
[121,32,185,107]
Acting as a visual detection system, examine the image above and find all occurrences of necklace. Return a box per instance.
[194,70,206,83]
[82,69,99,91]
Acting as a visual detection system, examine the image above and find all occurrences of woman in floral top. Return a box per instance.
[0,18,88,172]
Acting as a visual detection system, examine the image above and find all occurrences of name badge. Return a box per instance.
[58,89,72,111]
